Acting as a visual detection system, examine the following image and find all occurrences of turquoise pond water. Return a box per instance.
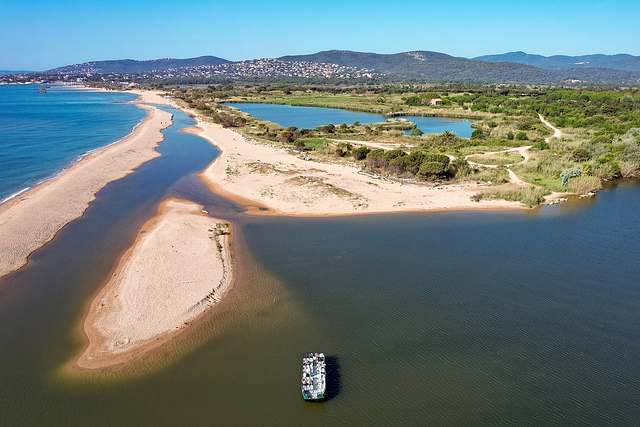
[0,85,144,203]
[224,102,474,138]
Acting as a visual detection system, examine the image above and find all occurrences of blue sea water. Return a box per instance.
[0,85,145,203]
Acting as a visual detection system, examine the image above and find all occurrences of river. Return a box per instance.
[0,105,639,426]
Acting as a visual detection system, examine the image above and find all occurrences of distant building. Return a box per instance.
[429,98,443,106]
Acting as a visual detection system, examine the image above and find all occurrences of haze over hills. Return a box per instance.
[12,50,640,85]
[474,51,640,72]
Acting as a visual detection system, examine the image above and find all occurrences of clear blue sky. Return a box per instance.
[1,0,639,70]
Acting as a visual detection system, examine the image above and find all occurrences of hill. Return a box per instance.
[278,50,640,84]
[474,51,640,72]
[45,56,230,74]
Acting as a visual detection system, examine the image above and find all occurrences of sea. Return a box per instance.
[1,88,640,426]
[0,85,145,203]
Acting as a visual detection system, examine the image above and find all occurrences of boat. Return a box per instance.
[301,352,326,401]
[38,87,47,94]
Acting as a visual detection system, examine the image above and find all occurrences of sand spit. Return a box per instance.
[78,198,233,369]
[189,123,524,216]
[0,104,172,280]
[129,90,525,215]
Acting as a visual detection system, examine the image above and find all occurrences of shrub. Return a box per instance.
[410,128,424,136]
[620,162,640,178]
[560,167,583,186]
[352,146,371,161]
[481,186,551,207]
[506,130,515,140]
[531,141,549,150]
[593,162,617,180]
[418,161,447,178]
[571,148,590,161]
[384,149,407,160]
[516,131,529,141]
[470,193,483,202]
[471,129,485,139]
[567,176,602,194]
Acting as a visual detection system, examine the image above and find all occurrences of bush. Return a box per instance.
[481,186,551,207]
[531,141,549,150]
[418,161,447,178]
[516,131,529,141]
[571,148,590,161]
[560,167,583,186]
[506,130,515,140]
[352,146,371,161]
[410,128,424,136]
[594,162,613,180]
[567,176,602,194]
[620,162,640,178]
[384,149,407,160]
[471,129,485,139]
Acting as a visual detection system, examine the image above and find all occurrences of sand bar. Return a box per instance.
[0,103,172,280]
[78,198,233,369]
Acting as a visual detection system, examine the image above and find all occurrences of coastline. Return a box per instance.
[0,102,172,280]
[78,198,233,369]
[132,90,527,217]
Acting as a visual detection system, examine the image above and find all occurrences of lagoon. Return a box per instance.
[224,102,474,138]
[1,96,640,426]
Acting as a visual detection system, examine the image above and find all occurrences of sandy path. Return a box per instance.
[0,103,172,280]
[78,198,233,369]
[539,114,563,141]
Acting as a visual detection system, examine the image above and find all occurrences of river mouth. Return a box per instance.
[1,102,640,425]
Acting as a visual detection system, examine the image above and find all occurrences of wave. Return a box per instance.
[0,110,149,206]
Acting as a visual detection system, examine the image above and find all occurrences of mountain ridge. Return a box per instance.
[46,56,230,74]
[35,50,640,84]
[474,51,640,71]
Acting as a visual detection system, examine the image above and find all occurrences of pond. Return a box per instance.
[224,103,474,138]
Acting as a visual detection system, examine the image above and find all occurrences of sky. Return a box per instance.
[1,0,639,70]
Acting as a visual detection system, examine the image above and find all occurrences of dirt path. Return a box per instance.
[539,114,563,141]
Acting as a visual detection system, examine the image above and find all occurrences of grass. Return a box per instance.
[467,152,525,165]
[481,186,551,207]
[567,176,602,194]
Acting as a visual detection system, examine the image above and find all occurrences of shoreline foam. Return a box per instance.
[0,102,172,280]
[0,107,148,206]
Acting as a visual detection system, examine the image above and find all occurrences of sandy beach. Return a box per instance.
[0,102,172,280]
[132,90,525,216]
[78,198,233,369]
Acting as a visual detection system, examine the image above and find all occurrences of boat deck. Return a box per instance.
[301,352,326,401]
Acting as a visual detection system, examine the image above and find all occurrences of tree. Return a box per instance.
[471,129,485,139]
[410,128,424,136]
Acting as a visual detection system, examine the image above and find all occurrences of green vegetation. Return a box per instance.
[481,186,551,208]
[162,83,640,205]
[467,152,525,165]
